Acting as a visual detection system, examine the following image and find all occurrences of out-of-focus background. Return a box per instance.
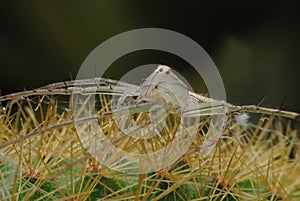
[1,1,299,112]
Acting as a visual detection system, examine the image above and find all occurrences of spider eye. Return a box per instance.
[165,70,170,75]
[159,68,163,72]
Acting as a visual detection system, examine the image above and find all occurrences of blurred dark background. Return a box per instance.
[1,1,300,112]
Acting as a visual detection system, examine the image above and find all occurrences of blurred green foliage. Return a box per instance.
[1,1,300,112]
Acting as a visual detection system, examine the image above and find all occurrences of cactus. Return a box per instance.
[1,81,300,201]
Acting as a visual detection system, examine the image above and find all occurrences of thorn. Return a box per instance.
[279,95,288,110]
[63,81,68,89]
[69,72,73,80]
[257,93,268,107]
